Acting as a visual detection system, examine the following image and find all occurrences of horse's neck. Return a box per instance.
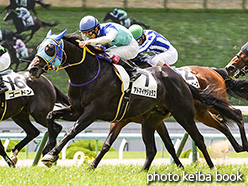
[13,17,24,31]
[65,53,104,85]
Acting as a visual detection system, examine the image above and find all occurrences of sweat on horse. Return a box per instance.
[3,11,58,43]
[0,70,69,167]
[28,30,243,171]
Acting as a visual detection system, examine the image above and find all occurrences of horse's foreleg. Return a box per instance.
[156,122,184,168]
[44,106,77,155]
[195,111,244,152]
[42,104,101,167]
[89,121,128,169]
[10,114,40,164]
[0,140,15,167]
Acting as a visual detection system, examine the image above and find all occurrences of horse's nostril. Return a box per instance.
[29,67,38,76]
[226,65,235,72]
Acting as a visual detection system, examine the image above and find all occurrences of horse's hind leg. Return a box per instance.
[195,110,244,152]
[0,140,15,167]
[156,122,184,168]
[89,121,128,169]
[171,105,214,169]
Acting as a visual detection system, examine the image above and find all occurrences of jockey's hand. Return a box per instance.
[78,40,91,48]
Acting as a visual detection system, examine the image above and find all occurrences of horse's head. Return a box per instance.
[103,12,111,22]
[3,11,16,22]
[28,29,67,78]
[225,42,248,77]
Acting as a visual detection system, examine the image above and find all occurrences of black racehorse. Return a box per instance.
[103,11,150,29]
[0,0,51,15]
[28,30,243,171]
[1,39,35,71]
[0,29,26,42]
[3,11,58,43]
[0,71,69,167]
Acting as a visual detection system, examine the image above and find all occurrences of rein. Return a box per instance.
[69,54,101,87]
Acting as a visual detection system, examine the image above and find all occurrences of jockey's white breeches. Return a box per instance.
[0,52,11,71]
[146,46,178,67]
[106,38,139,60]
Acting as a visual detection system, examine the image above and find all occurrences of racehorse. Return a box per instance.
[103,11,150,29]
[1,39,36,71]
[0,71,69,167]
[0,29,26,42]
[90,65,248,170]
[225,41,248,78]
[3,11,58,43]
[28,30,243,171]
[0,0,51,15]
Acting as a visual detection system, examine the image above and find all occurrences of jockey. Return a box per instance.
[129,24,178,67]
[13,38,29,59]
[111,8,127,25]
[0,45,11,93]
[78,15,141,82]
[16,7,34,27]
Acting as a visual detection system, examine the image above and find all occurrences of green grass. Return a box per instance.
[14,150,248,160]
[0,164,247,185]
[1,7,248,95]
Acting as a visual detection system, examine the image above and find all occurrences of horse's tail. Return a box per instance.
[54,84,70,107]
[214,68,248,101]
[188,84,243,126]
[41,20,59,27]
[35,0,51,9]
[0,6,8,15]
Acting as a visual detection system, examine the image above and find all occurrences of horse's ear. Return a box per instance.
[46,30,52,37]
[54,29,67,42]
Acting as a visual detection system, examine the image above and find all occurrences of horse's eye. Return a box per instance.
[45,44,55,57]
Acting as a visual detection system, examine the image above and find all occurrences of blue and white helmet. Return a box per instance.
[79,15,99,32]
[113,8,118,15]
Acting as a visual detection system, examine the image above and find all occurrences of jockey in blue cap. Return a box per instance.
[111,8,128,25]
[78,15,141,82]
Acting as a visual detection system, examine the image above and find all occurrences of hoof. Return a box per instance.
[10,150,18,164]
[87,164,95,170]
[41,153,59,167]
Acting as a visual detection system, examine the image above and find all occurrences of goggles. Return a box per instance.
[136,37,142,43]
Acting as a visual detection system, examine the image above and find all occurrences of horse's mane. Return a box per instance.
[62,33,106,55]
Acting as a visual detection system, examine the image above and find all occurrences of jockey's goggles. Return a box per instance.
[81,29,95,38]
[136,37,142,43]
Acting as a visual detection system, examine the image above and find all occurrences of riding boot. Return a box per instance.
[0,76,8,94]
[111,55,141,82]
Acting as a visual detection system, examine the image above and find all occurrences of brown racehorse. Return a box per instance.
[225,41,248,77]
[28,30,243,171]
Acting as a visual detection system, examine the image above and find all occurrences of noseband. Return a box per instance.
[236,53,248,66]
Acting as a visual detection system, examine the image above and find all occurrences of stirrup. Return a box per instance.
[130,72,141,82]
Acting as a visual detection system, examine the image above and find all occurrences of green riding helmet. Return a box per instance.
[129,24,143,39]
[15,7,20,12]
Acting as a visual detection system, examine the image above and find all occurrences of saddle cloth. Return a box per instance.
[171,67,200,89]
[113,64,157,99]
[2,70,34,100]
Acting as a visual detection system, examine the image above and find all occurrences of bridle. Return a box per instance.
[236,53,248,66]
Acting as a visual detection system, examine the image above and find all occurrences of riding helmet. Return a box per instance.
[79,15,100,32]
[129,24,144,39]
[113,8,118,15]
